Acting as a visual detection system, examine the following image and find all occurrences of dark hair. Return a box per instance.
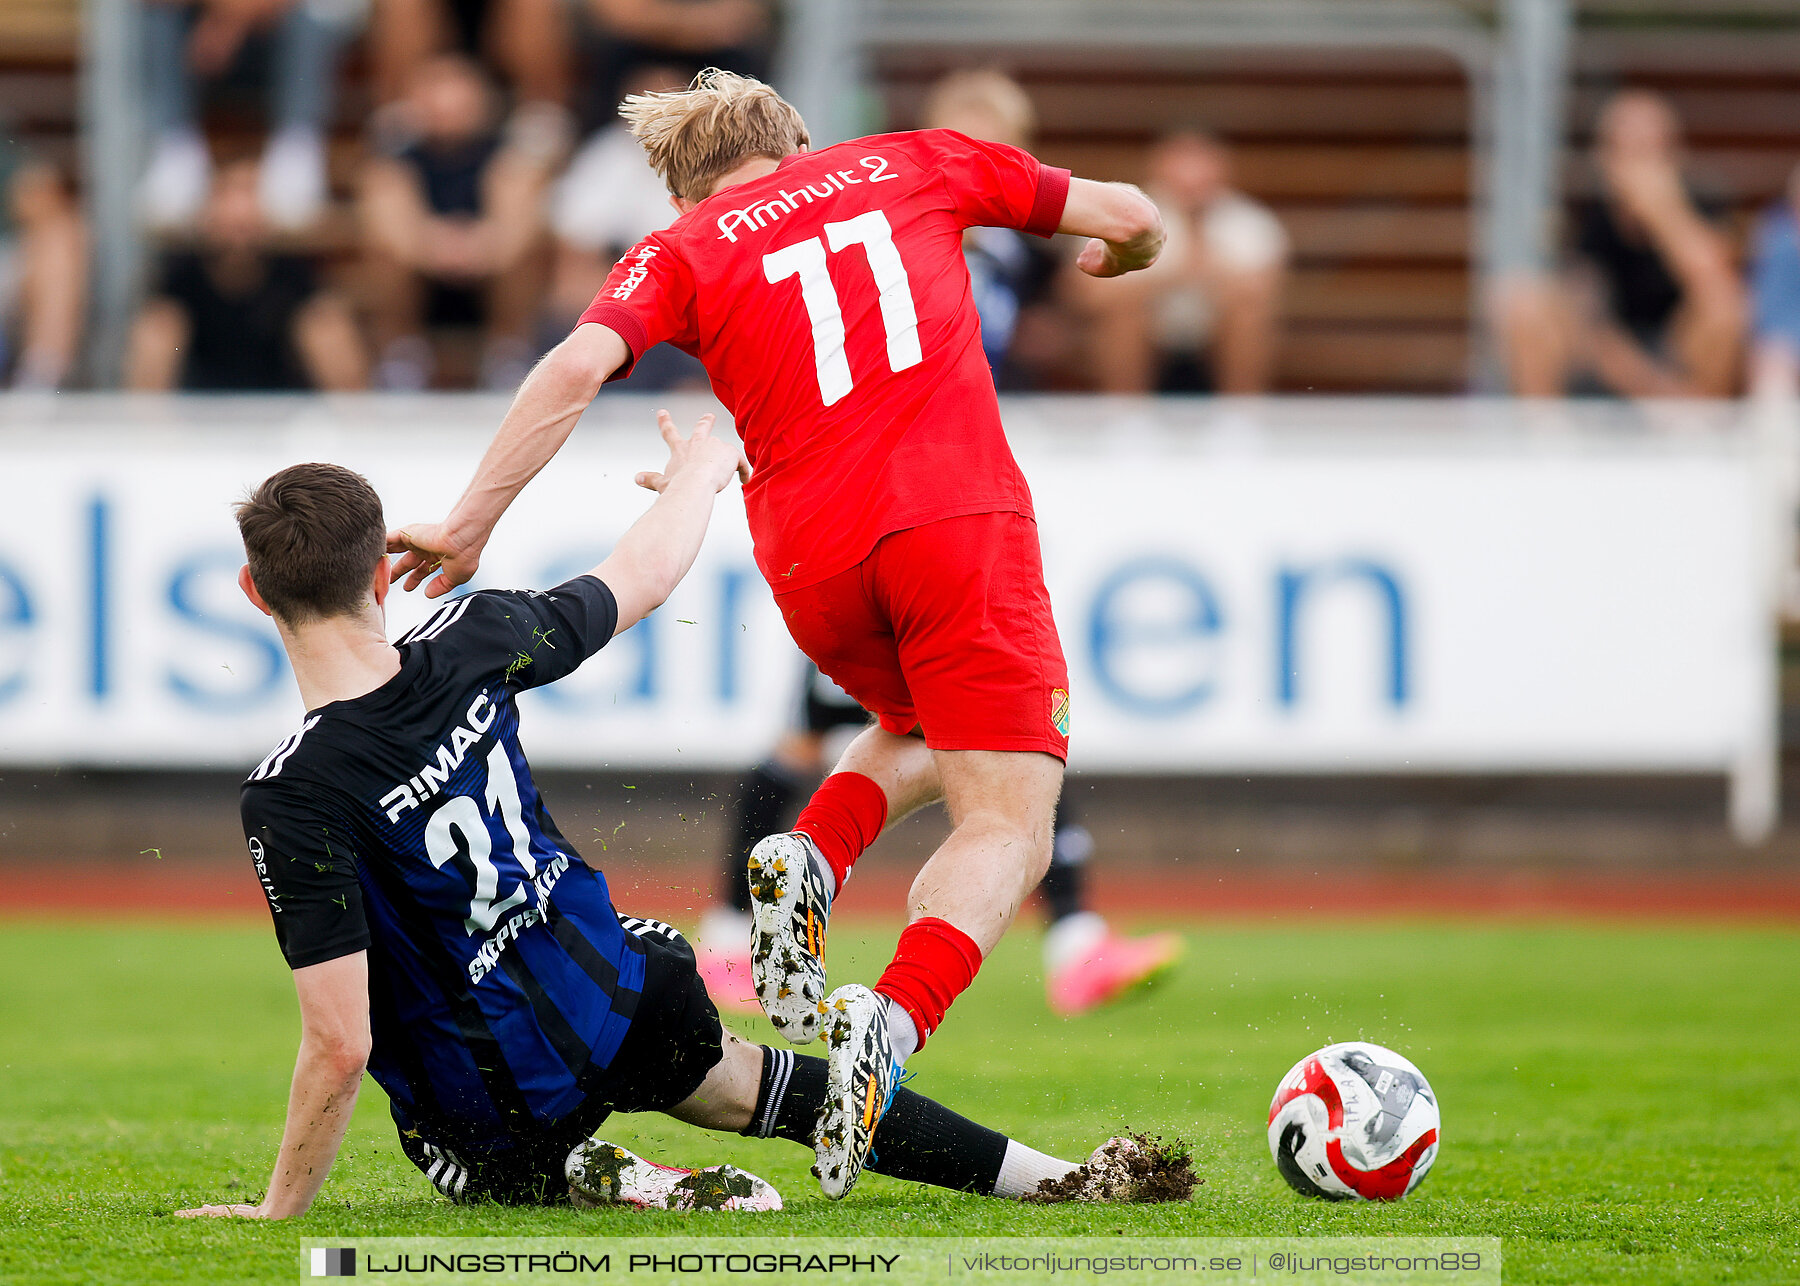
[235,463,386,624]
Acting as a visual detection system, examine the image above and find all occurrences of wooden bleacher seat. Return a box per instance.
[0,0,79,177]
[880,53,1476,392]
[0,0,78,66]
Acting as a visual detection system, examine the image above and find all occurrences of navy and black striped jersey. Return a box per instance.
[240,577,643,1151]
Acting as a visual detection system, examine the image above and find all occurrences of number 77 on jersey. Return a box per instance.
[762,209,923,407]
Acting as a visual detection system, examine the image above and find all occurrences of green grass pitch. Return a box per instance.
[1,914,1796,1285]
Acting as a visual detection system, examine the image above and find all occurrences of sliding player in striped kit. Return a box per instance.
[177,421,1155,1219]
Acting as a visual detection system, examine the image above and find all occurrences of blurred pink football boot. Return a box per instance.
[1046,916,1184,1017]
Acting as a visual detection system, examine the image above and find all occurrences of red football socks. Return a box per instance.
[874,917,984,1051]
[794,770,888,895]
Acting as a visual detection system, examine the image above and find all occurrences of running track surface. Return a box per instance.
[6,858,1800,923]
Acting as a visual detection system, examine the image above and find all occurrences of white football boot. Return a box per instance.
[566,1140,781,1211]
[747,832,833,1043]
[813,984,898,1200]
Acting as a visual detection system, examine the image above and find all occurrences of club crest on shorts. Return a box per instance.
[1050,688,1071,737]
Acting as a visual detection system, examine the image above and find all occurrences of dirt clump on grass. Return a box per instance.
[1025,1133,1199,1204]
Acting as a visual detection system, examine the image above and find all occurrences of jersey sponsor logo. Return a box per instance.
[609,242,660,300]
[378,689,499,823]
[247,835,280,911]
[1051,687,1071,737]
[466,852,571,985]
[715,154,901,243]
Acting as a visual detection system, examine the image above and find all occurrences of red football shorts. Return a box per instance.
[774,510,1071,760]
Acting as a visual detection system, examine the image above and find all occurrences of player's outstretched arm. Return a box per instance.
[593,409,751,632]
[176,953,371,1220]
[1060,177,1165,279]
[387,324,632,599]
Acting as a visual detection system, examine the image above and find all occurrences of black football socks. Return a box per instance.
[741,1046,1011,1195]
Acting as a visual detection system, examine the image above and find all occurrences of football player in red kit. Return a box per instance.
[390,69,1163,1198]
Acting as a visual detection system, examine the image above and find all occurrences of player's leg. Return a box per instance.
[664,1036,1086,1201]
[702,661,879,1011]
[797,721,943,890]
[564,917,781,1210]
[748,723,940,1041]
[905,748,1062,954]
[848,511,1070,1058]
[727,736,820,906]
[804,751,1058,1091]
[809,513,1074,1194]
[604,903,1176,1203]
[593,909,1064,1202]
[746,572,945,1043]
[1040,798,1091,930]
[1041,796,1184,1016]
[717,1043,1173,1202]
[822,747,1054,1148]
[394,1108,770,1210]
[398,1124,774,1210]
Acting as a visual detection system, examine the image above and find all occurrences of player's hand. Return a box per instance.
[386,522,483,599]
[1077,238,1128,278]
[1077,229,1163,278]
[1074,187,1165,278]
[634,410,751,495]
[175,1202,268,1219]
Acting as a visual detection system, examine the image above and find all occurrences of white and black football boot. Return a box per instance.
[813,984,897,1200]
[747,831,833,1044]
[566,1140,781,1211]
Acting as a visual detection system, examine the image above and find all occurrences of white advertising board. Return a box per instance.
[0,396,1777,831]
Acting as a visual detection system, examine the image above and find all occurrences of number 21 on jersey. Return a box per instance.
[424,741,538,935]
[761,209,921,406]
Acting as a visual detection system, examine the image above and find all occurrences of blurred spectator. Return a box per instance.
[0,140,86,390]
[577,0,771,129]
[546,65,681,322]
[1074,130,1287,394]
[544,63,707,389]
[919,68,1066,389]
[360,54,552,390]
[139,0,359,232]
[1495,90,1745,398]
[128,159,366,391]
[369,0,570,127]
[1750,163,1800,399]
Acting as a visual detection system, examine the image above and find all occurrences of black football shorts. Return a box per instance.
[399,916,726,1205]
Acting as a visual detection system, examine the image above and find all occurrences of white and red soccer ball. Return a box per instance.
[1267,1041,1439,1201]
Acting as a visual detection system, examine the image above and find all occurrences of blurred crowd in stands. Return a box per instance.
[5,3,1800,401]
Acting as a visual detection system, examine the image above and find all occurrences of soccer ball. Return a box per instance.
[1267,1041,1439,1201]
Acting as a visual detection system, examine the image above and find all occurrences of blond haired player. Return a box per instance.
[390,70,1163,1197]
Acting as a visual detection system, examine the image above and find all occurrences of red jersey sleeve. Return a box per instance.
[906,128,1071,238]
[576,233,697,381]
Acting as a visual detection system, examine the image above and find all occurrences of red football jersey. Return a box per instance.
[578,129,1070,591]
